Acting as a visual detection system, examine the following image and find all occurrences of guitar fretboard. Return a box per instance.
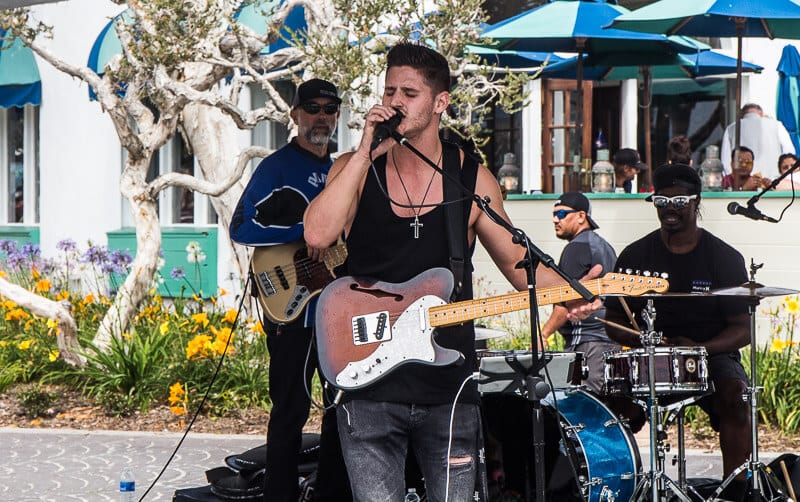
[428,274,668,327]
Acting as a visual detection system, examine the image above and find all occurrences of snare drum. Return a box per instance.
[603,346,708,396]
[476,350,584,394]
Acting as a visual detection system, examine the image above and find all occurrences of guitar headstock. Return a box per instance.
[599,273,669,296]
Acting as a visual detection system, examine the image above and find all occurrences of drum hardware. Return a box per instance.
[626,300,694,502]
[711,261,799,501]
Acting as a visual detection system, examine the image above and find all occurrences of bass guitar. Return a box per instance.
[315,267,668,390]
[251,241,347,324]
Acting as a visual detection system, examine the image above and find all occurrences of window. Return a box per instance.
[0,105,39,224]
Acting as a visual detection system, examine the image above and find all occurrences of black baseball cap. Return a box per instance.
[555,192,599,229]
[613,148,648,171]
[648,163,702,198]
[292,78,342,107]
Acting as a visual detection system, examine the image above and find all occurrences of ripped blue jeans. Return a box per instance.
[337,399,481,502]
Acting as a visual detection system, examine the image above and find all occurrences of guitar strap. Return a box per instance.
[442,141,478,302]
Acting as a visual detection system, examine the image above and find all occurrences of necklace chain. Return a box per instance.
[391,148,441,239]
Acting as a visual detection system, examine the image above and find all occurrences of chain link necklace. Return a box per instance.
[391,149,441,239]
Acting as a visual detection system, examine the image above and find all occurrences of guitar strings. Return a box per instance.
[258,249,346,285]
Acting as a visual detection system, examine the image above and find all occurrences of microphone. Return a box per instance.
[727,201,778,223]
[370,112,403,150]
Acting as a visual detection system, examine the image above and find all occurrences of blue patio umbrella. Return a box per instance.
[610,0,800,188]
[777,44,800,153]
[481,0,704,168]
[0,29,41,108]
[541,49,762,81]
[464,44,562,70]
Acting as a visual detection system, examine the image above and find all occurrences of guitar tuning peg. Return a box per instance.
[643,271,651,277]
[625,268,633,275]
[660,272,669,280]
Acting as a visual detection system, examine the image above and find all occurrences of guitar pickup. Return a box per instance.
[352,311,392,345]
[255,271,276,297]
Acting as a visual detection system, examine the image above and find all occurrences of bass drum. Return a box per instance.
[483,389,640,502]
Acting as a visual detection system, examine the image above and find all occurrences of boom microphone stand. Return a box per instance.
[391,133,595,501]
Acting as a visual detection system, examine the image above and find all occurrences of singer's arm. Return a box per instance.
[304,105,398,248]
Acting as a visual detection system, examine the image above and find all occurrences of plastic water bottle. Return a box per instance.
[404,487,421,502]
[119,466,135,502]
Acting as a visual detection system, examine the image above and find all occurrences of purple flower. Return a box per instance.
[56,239,78,252]
[109,249,133,273]
[170,267,186,280]
[0,240,18,254]
[19,242,40,259]
[81,244,109,266]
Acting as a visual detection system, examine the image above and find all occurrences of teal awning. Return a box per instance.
[0,29,41,108]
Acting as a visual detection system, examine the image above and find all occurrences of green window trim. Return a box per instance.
[0,226,40,246]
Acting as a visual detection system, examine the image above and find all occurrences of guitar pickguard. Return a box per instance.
[335,295,450,389]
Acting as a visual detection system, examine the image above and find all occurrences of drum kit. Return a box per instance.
[477,266,798,502]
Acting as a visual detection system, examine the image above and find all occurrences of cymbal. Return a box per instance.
[603,292,712,298]
[711,284,800,298]
[474,327,509,341]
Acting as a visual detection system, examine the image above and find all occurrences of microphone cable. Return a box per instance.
[137,273,252,501]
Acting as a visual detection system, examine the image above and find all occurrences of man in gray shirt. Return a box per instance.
[541,192,618,394]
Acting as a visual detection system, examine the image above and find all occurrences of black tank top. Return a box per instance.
[344,143,479,404]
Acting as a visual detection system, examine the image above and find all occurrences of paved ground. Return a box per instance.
[0,427,783,501]
[0,427,265,501]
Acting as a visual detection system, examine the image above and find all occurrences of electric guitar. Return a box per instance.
[251,241,347,324]
[315,267,669,390]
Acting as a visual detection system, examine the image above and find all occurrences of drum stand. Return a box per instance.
[710,294,786,502]
[630,301,694,502]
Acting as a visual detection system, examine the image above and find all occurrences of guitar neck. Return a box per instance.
[429,279,602,328]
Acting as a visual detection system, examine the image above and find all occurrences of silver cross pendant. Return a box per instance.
[410,215,423,239]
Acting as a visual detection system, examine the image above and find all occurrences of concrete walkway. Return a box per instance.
[0,427,265,501]
[0,426,784,501]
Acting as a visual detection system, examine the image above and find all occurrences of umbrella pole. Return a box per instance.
[733,19,744,191]
[643,66,653,191]
[575,39,586,192]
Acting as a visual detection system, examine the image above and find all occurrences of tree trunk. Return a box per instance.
[182,103,253,298]
[92,157,162,350]
[0,276,84,366]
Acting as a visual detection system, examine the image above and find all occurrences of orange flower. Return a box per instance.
[34,278,51,293]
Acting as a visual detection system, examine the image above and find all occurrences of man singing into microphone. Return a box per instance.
[603,163,752,500]
[304,42,602,501]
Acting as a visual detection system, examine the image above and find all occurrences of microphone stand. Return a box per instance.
[390,132,596,501]
[745,158,800,204]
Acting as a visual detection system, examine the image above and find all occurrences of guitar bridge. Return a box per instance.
[352,311,391,345]
[255,271,276,297]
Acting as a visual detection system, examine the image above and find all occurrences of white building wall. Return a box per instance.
[33,0,125,253]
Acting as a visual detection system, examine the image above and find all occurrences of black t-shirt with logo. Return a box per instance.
[605,229,748,343]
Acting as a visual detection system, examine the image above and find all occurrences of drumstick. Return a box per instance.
[619,297,641,332]
[596,317,641,337]
[780,460,798,502]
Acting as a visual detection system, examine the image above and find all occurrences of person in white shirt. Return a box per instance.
[721,103,795,179]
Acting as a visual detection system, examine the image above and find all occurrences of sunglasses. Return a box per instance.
[300,103,339,115]
[651,194,698,209]
[553,209,579,220]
